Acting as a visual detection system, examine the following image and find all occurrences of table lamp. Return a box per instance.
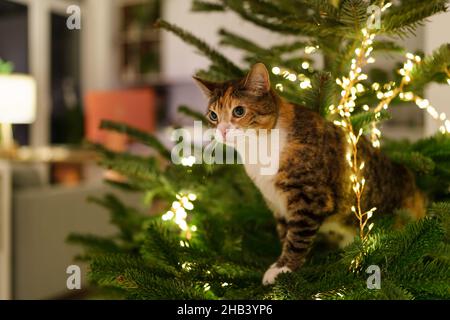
[0,74,36,151]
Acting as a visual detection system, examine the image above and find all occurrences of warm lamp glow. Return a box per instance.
[0,74,36,124]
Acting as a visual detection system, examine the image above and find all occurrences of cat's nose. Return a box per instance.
[217,123,230,139]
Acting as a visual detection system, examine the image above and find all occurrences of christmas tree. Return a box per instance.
[70,0,450,299]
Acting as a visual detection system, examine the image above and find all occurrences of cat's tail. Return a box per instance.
[402,188,427,220]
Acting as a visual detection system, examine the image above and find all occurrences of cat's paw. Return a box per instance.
[262,263,291,285]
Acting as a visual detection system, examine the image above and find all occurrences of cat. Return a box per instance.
[194,63,425,285]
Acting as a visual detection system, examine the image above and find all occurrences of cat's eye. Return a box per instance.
[233,106,246,118]
[209,111,218,122]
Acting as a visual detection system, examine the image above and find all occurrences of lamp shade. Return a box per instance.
[0,74,36,124]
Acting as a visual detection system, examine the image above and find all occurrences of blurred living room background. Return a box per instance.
[0,0,449,300]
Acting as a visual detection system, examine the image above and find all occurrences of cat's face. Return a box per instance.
[194,63,279,143]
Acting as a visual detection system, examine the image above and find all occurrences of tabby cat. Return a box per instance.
[194,63,425,285]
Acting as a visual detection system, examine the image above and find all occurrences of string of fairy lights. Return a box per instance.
[161,191,198,240]
[269,17,450,249]
[332,27,377,243]
[270,27,380,243]
[370,53,450,148]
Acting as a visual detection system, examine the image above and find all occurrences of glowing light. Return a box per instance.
[372,140,381,148]
[182,262,192,271]
[275,83,284,92]
[416,98,430,109]
[185,202,194,211]
[305,46,318,54]
[188,193,197,201]
[300,79,312,89]
[404,60,414,71]
[163,192,198,237]
[272,67,281,75]
[178,220,188,231]
[176,207,187,219]
[162,211,174,221]
[172,201,181,210]
[382,3,392,11]
[356,84,365,93]
[301,62,310,70]
[401,92,414,101]
[406,53,415,60]
[358,74,368,81]
[181,156,196,167]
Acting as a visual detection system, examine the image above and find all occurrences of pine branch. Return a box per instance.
[350,109,391,131]
[141,222,183,269]
[67,234,120,254]
[382,0,448,37]
[100,120,171,160]
[124,270,210,300]
[331,39,359,76]
[155,20,243,78]
[388,151,436,175]
[408,44,450,92]
[372,40,406,55]
[178,105,208,124]
[191,0,225,12]
[87,194,149,243]
[218,29,266,55]
[223,0,342,37]
[194,67,234,83]
[301,72,338,117]
[219,28,307,63]
[241,0,294,19]
[339,0,368,31]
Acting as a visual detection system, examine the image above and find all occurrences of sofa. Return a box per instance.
[10,164,142,299]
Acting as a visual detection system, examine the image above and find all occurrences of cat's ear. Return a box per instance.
[193,76,217,98]
[243,63,271,95]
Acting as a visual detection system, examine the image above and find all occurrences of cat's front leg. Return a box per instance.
[263,209,326,285]
[275,217,287,244]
